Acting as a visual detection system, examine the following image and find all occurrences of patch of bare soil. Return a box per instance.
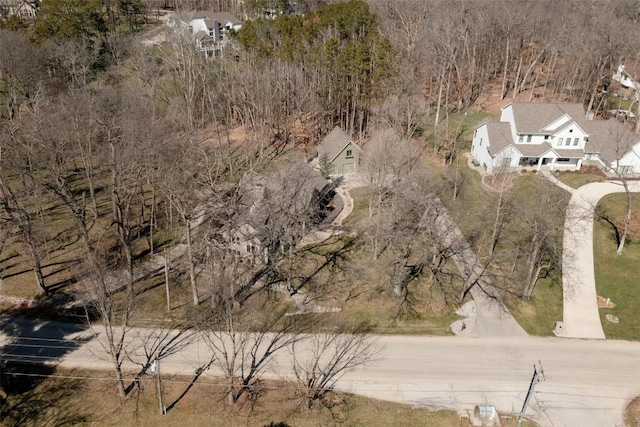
[196,124,249,148]
[472,83,511,115]
[577,165,607,177]
[481,173,516,193]
[471,82,573,116]
[626,397,640,427]
[597,295,616,308]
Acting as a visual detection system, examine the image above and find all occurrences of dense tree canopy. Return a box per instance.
[236,0,394,136]
[32,0,107,41]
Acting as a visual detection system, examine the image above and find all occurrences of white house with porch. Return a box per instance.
[472,102,640,176]
[472,103,589,174]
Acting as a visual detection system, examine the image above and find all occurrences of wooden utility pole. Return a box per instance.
[517,361,545,426]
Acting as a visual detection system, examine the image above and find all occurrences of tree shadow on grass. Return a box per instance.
[0,306,93,425]
[165,358,214,413]
[1,364,90,426]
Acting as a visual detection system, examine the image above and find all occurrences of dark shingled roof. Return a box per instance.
[318,126,359,162]
[583,118,640,163]
[509,103,588,134]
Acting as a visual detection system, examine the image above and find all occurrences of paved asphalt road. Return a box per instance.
[1,318,639,427]
[560,181,640,339]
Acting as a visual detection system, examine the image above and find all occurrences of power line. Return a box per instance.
[0,369,635,401]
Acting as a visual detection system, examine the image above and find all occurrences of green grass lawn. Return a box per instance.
[1,368,468,427]
[444,158,567,336]
[557,171,606,189]
[594,194,640,340]
[421,110,498,153]
[509,277,563,336]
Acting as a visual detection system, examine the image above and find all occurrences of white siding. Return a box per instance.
[514,134,548,145]
[189,18,208,34]
[500,104,517,142]
[551,124,588,149]
[543,114,570,131]
[614,144,640,174]
[471,124,493,172]
[493,146,521,171]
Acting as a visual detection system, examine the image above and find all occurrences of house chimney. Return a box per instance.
[213,20,221,42]
[586,110,595,121]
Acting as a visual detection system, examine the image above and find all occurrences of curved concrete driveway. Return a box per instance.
[559,180,640,339]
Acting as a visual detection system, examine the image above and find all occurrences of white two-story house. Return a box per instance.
[472,102,640,176]
[168,11,242,57]
[612,60,640,90]
[472,103,589,174]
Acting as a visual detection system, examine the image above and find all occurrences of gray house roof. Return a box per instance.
[190,11,242,26]
[485,121,514,156]
[554,148,585,158]
[516,142,554,157]
[317,126,360,162]
[509,102,588,134]
[583,118,640,163]
[236,162,329,235]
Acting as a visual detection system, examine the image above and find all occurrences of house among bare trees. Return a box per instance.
[0,0,37,19]
[316,126,361,175]
[613,60,640,90]
[167,11,242,57]
[222,162,335,264]
[472,102,640,176]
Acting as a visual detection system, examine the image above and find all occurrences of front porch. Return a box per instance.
[518,156,582,172]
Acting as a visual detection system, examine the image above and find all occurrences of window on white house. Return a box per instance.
[565,139,570,146]
[480,138,483,146]
[573,138,579,146]
[618,165,634,175]
[518,135,524,143]
[346,149,353,158]
[557,138,563,146]
[527,135,532,142]
[544,135,549,140]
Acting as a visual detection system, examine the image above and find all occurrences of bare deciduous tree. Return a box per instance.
[291,321,379,409]
[198,303,304,405]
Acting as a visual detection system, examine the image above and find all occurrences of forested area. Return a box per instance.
[2,0,640,404]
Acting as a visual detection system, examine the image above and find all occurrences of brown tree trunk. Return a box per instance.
[186,217,199,306]
[617,180,632,255]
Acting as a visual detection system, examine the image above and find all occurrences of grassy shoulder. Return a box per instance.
[594,193,640,340]
[446,160,562,336]
[626,397,640,427]
[556,167,606,188]
[508,277,562,336]
[1,367,464,427]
